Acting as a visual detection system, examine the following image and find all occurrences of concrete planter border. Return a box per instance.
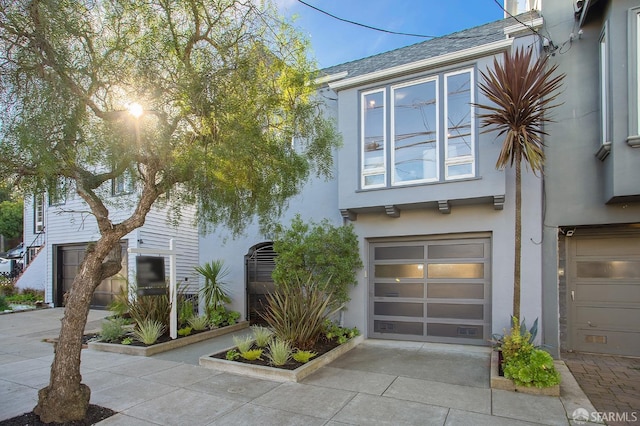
[88,321,249,356]
[199,334,364,382]
[490,350,561,396]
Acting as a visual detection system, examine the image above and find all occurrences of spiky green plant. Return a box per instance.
[475,47,564,320]
[187,315,209,331]
[292,349,317,364]
[232,335,254,353]
[195,260,231,322]
[239,349,263,361]
[251,325,273,347]
[266,338,292,366]
[128,293,171,330]
[133,319,166,345]
[99,317,129,343]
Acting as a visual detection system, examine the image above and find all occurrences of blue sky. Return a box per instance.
[275,0,505,69]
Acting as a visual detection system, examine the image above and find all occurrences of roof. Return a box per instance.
[320,10,540,81]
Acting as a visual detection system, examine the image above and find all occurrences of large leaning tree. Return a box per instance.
[475,47,564,321]
[0,0,339,422]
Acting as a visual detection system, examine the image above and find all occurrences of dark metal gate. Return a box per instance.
[245,242,277,324]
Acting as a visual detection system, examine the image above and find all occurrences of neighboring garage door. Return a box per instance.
[567,233,640,356]
[370,237,491,345]
[57,243,127,309]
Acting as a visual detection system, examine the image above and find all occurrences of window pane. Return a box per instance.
[375,282,424,298]
[447,163,473,177]
[375,264,424,279]
[374,320,423,335]
[393,80,437,183]
[364,174,385,187]
[428,243,484,259]
[374,301,423,317]
[427,303,484,320]
[375,245,424,260]
[363,91,385,186]
[577,261,640,279]
[446,72,472,159]
[427,283,484,299]
[427,263,484,279]
[427,323,483,339]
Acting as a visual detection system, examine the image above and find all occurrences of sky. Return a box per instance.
[275,0,506,69]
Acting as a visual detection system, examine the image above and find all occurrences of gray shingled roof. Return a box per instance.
[320,11,540,79]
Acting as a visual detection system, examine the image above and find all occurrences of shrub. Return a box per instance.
[233,335,254,353]
[128,293,171,330]
[177,326,192,336]
[195,260,231,322]
[266,338,292,366]
[323,320,359,344]
[504,348,561,388]
[0,278,16,296]
[239,349,263,361]
[99,317,129,343]
[261,274,338,349]
[133,319,166,345]
[251,325,273,347]
[187,315,209,331]
[178,297,195,328]
[209,306,240,328]
[292,350,317,364]
[226,349,239,360]
[272,215,363,308]
[0,294,9,311]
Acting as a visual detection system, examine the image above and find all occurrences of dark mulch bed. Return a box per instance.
[81,328,211,347]
[0,405,116,426]
[210,336,342,370]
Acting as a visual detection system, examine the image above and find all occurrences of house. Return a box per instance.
[17,183,200,309]
[202,7,547,346]
[540,0,640,357]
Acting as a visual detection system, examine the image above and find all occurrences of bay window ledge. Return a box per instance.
[595,142,611,161]
[626,135,640,148]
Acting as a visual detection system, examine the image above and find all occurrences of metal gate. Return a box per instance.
[245,242,277,324]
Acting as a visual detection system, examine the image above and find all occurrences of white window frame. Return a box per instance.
[629,8,640,140]
[112,170,134,196]
[444,68,475,180]
[34,194,44,233]
[361,88,387,189]
[390,76,440,186]
[600,23,610,145]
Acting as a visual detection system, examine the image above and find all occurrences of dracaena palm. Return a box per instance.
[475,47,564,321]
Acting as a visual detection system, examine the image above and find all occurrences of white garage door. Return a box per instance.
[369,237,491,345]
[568,233,640,356]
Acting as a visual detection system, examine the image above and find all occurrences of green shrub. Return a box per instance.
[292,350,317,364]
[233,335,254,353]
[133,319,166,345]
[272,215,363,308]
[128,293,171,330]
[251,325,273,347]
[178,297,195,328]
[209,306,240,328]
[0,278,16,296]
[239,348,263,361]
[261,274,338,350]
[266,338,292,366]
[195,260,231,322]
[504,348,561,388]
[99,317,129,343]
[226,349,239,360]
[501,317,534,362]
[323,320,359,344]
[177,326,192,336]
[187,315,209,331]
[0,294,9,311]
[121,337,134,345]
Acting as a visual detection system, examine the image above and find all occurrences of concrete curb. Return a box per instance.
[199,334,365,382]
[88,321,249,356]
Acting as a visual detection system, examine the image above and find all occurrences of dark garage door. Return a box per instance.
[567,233,640,356]
[57,243,127,309]
[369,236,491,345]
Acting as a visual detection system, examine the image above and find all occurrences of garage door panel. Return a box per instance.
[374,302,423,317]
[574,283,640,303]
[374,282,424,298]
[427,303,484,320]
[374,320,423,335]
[427,323,484,339]
[575,306,640,331]
[576,260,640,279]
[576,237,640,256]
[574,329,640,356]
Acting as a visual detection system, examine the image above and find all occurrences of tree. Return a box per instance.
[0,1,339,422]
[475,47,564,321]
[0,199,23,240]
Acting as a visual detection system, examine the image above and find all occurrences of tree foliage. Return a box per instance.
[0,0,339,422]
[0,199,23,240]
[272,215,363,306]
[475,47,564,320]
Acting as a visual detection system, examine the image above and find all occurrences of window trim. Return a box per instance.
[34,194,44,233]
[390,76,440,186]
[444,68,476,180]
[628,8,640,141]
[361,88,387,189]
[599,22,610,146]
[111,170,134,196]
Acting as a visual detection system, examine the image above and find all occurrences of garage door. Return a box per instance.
[57,243,127,309]
[568,233,640,356]
[369,237,491,345]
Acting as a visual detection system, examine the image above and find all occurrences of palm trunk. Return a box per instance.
[513,150,522,321]
[34,236,122,423]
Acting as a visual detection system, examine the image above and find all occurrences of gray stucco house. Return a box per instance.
[542,0,640,357]
[202,9,547,347]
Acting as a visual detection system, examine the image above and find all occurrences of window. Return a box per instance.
[34,194,44,233]
[112,171,134,196]
[630,8,640,142]
[361,68,475,189]
[599,23,610,145]
[49,177,67,206]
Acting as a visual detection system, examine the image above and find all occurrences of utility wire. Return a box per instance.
[296,0,482,40]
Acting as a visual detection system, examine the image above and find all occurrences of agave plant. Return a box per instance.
[475,47,564,320]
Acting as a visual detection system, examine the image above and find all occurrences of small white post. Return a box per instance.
[169,238,177,339]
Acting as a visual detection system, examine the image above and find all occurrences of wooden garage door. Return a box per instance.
[568,234,640,356]
[57,243,127,309]
[369,237,491,345]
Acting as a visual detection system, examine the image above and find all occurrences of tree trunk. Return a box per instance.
[33,235,122,423]
[513,150,522,321]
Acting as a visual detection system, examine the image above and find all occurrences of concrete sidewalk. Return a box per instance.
[1,308,599,425]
